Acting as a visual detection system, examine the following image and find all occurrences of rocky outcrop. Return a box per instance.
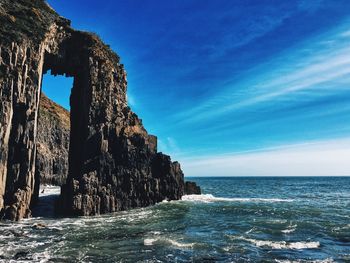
[0,0,184,220]
[185,181,201,195]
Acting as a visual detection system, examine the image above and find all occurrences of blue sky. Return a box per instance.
[44,0,350,176]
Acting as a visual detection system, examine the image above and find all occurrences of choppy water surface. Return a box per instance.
[0,177,350,262]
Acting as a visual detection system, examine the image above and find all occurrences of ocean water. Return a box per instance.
[0,177,349,262]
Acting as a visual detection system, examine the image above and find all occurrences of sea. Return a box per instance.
[0,177,349,262]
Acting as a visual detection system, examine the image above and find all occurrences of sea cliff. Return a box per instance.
[0,0,184,220]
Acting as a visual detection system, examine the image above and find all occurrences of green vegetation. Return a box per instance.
[39,93,70,129]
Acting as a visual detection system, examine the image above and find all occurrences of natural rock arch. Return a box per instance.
[0,1,184,220]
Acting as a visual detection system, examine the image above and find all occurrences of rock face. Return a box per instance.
[0,0,184,220]
[32,93,69,205]
[185,181,201,195]
[35,93,69,187]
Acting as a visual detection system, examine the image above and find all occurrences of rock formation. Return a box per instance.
[0,0,184,220]
[185,181,201,195]
[36,93,69,186]
[32,93,69,204]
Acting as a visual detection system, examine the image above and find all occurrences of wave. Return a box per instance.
[281,228,296,234]
[281,224,297,234]
[276,258,334,263]
[181,194,294,203]
[144,237,195,248]
[234,236,320,250]
[144,238,157,246]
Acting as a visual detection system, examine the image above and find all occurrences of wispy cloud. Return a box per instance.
[173,24,350,125]
[297,0,324,13]
[181,138,350,176]
[158,137,181,155]
[127,93,137,108]
[340,30,350,37]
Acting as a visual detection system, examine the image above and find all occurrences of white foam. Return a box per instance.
[166,238,195,248]
[245,227,256,234]
[281,228,296,234]
[241,237,320,249]
[39,185,60,197]
[181,194,294,203]
[144,238,157,246]
[281,224,297,234]
[143,237,195,248]
[32,249,52,262]
[276,258,334,263]
[332,224,350,231]
[125,209,154,223]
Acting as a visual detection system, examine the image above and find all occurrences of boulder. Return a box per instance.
[185,181,201,195]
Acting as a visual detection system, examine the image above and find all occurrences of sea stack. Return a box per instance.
[185,181,201,195]
[0,0,184,220]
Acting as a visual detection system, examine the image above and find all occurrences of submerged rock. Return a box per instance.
[14,251,30,260]
[31,223,47,229]
[0,0,185,220]
[185,181,201,195]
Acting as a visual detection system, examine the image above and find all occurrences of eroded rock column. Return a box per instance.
[0,41,45,220]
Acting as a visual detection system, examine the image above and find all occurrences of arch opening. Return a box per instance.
[31,70,73,217]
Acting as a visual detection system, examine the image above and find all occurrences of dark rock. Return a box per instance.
[32,93,69,205]
[14,251,30,260]
[32,223,47,229]
[0,0,185,220]
[9,229,27,238]
[36,93,69,186]
[185,181,201,195]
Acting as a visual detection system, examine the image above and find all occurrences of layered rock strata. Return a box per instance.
[0,0,184,220]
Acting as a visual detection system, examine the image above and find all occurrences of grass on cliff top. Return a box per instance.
[0,0,122,67]
[0,0,58,44]
[39,93,70,129]
[72,30,121,66]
